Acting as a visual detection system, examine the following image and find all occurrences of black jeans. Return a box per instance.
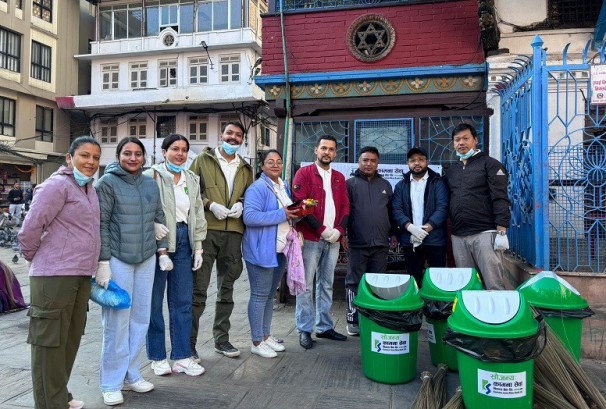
[402,244,447,287]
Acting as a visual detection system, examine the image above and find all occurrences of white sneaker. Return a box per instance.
[172,357,205,376]
[122,378,154,393]
[103,391,124,406]
[151,359,172,376]
[251,341,277,358]
[264,336,285,352]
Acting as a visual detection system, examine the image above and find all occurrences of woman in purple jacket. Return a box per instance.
[18,136,102,409]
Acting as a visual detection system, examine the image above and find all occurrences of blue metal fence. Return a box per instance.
[495,35,606,272]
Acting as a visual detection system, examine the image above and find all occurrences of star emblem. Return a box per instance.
[356,23,387,57]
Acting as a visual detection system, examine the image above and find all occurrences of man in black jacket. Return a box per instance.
[7,182,24,226]
[344,146,397,336]
[392,147,449,287]
[444,123,511,289]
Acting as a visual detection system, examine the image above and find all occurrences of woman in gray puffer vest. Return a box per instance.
[95,137,171,406]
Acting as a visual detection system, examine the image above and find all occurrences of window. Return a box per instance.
[189,57,208,84]
[260,126,271,147]
[31,41,51,82]
[0,97,16,137]
[355,119,412,164]
[35,105,53,142]
[100,121,118,143]
[145,2,194,35]
[102,64,119,90]
[129,117,147,138]
[0,27,21,72]
[159,60,177,87]
[188,116,208,141]
[548,0,602,28]
[100,4,142,40]
[33,0,52,23]
[156,116,176,139]
[197,0,242,32]
[220,55,239,83]
[16,0,22,9]
[130,62,147,89]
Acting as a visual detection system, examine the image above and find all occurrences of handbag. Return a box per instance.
[90,278,131,309]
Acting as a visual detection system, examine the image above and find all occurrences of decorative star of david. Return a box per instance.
[356,23,387,57]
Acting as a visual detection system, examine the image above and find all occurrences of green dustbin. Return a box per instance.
[518,271,594,361]
[354,273,424,384]
[418,268,483,370]
[444,290,543,409]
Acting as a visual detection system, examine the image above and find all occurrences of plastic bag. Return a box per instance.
[355,305,423,332]
[534,306,594,319]
[442,319,546,363]
[90,278,131,309]
[422,299,454,320]
[283,228,305,295]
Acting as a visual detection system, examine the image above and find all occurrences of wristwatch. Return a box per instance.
[497,230,506,236]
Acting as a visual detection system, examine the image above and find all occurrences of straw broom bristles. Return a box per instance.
[533,361,572,403]
[533,382,577,409]
[413,371,434,409]
[431,364,448,409]
[442,386,464,409]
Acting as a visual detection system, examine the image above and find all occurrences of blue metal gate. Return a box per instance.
[496,35,606,273]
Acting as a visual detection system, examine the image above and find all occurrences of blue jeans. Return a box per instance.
[295,239,340,334]
[147,223,193,361]
[246,254,287,343]
[100,255,155,393]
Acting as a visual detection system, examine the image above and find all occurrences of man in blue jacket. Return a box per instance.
[392,147,449,287]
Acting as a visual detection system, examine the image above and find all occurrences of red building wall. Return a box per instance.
[262,0,483,75]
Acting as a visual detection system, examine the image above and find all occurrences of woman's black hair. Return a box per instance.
[68,136,100,157]
[116,137,146,160]
[161,134,190,151]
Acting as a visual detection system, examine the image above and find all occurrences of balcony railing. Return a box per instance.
[280,0,418,12]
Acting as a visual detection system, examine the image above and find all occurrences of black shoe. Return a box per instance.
[214,341,241,358]
[299,331,313,349]
[316,329,347,341]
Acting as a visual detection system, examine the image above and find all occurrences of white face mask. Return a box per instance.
[456,148,475,160]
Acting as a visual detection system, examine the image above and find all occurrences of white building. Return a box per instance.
[59,0,273,171]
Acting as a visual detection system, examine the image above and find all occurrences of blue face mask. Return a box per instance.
[166,160,186,173]
[456,148,475,160]
[72,167,93,186]
[222,141,241,155]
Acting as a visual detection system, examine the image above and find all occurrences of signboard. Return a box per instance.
[590,65,606,105]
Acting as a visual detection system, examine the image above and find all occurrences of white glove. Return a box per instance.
[494,232,509,251]
[326,229,341,243]
[95,261,112,290]
[410,235,423,249]
[320,227,334,241]
[154,223,169,240]
[407,224,429,241]
[159,254,174,271]
[209,202,230,220]
[193,249,203,271]
[228,202,243,219]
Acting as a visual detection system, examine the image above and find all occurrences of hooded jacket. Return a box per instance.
[18,166,101,276]
[188,147,253,234]
[95,161,167,264]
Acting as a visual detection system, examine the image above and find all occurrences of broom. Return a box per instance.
[533,382,577,409]
[443,386,464,409]
[412,371,434,409]
[431,364,448,409]
[533,362,573,404]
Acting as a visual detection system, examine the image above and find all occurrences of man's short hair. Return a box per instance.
[221,121,246,135]
[316,135,337,146]
[359,146,379,157]
[451,123,478,139]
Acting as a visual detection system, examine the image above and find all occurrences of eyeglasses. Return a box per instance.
[408,158,427,164]
[266,161,283,166]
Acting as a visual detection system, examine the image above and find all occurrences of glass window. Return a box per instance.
[35,105,53,142]
[128,8,143,38]
[293,121,349,167]
[0,27,21,72]
[197,2,212,31]
[100,8,113,40]
[213,0,228,30]
[146,6,159,36]
[102,64,119,90]
[260,126,271,147]
[31,41,51,83]
[354,119,412,165]
[100,121,118,143]
[180,3,194,33]
[129,117,147,138]
[130,62,147,89]
[156,116,176,139]
[0,97,16,137]
[33,0,52,23]
[159,60,177,87]
[418,116,484,166]
[189,57,208,84]
[188,116,208,141]
[220,55,239,83]
[230,0,241,29]
[113,8,128,39]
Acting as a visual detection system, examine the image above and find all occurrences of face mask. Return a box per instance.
[166,160,186,173]
[456,148,475,160]
[72,167,93,186]
[222,141,240,155]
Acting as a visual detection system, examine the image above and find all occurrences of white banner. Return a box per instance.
[591,65,606,105]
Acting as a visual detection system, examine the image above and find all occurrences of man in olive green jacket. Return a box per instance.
[189,122,253,359]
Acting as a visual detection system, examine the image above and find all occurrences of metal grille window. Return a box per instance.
[100,121,118,143]
[100,5,143,40]
[188,116,208,141]
[354,119,412,164]
[102,64,119,90]
[33,0,52,23]
[156,116,176,139]
[0,96,16,137]
[548,0,602,27]
[293,121,349,167]
[0,27,20,72]
[31,41,51,82]
[129,117,147,138]
[219,55,239,83]
[35,105,53,142]
[130,62,147,89]
[159,60,177,87]
[189,57,208,84]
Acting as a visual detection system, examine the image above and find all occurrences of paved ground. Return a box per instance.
[1,246,605,409]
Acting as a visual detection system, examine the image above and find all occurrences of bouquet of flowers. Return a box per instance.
[288,198,318,217]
